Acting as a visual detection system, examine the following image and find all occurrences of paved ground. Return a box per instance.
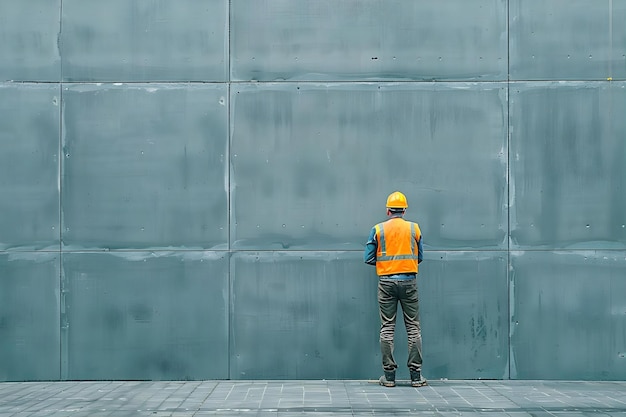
[1,379,625,416]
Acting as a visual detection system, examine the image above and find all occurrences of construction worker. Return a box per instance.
[364,191,426,387]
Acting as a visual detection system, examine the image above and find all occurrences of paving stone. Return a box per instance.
[1,380,626,416]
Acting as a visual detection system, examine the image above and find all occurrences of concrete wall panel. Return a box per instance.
[0,84,60,251]
[63,251,229,380]
[510,0,626,81]
[0,0,61,82]
[230,251,508,381]
[421,251,509,380]
[61,0,228,82]
[0,253,60,381]
[231,83,508,251]
[510,251,626,380]
[62,84,228,250]
[231,0,507,82]
[510,82,626,249]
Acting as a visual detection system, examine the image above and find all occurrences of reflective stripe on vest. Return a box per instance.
[375,219,420,276]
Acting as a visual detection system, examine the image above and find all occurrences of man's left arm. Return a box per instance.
[364,227,377,265]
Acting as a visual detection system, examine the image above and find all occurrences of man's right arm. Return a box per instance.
[364,227,377,265]
[416,223,423,264]
[418,237,423,264]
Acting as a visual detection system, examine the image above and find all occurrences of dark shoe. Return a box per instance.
[410,370,427,387]
[379,371,396,387]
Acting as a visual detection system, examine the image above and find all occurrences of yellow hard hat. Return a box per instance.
[386,191,408,209]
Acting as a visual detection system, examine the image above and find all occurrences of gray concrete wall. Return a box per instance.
[0,0,625,382]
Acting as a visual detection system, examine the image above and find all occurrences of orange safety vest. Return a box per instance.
[374,217,421,276]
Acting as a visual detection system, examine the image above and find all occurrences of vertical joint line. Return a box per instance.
[608,0,613,79]
[58,0,65,381]
[227,0,232,381]
[506,0,512,381]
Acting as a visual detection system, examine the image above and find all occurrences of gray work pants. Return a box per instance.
[378,278,423,372]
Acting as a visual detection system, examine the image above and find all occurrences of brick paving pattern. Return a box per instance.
[1,380,625,416]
